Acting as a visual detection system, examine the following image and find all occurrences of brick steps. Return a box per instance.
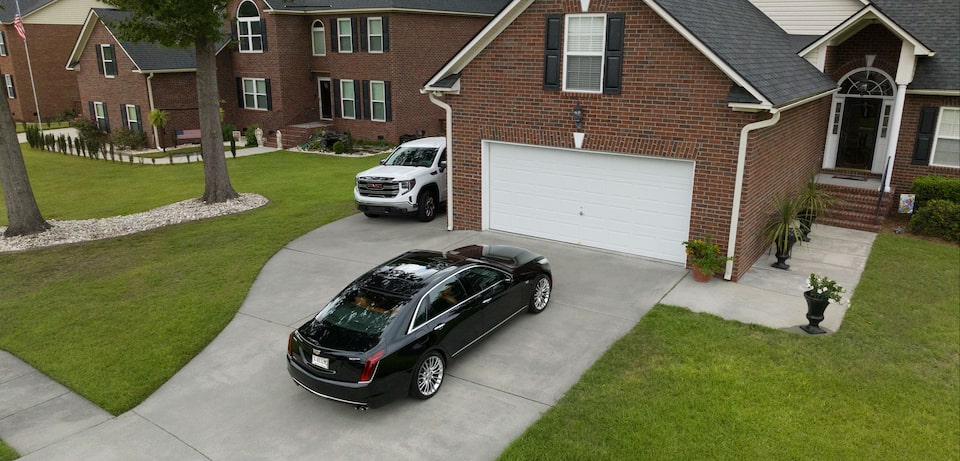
[818,182,896,233]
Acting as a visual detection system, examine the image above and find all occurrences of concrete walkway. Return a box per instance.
[0,221,874,460]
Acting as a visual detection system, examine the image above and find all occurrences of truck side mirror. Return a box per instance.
[379,159,387,165]
[439,160,447,172]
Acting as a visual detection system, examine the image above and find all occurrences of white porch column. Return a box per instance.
[882,41,918,192]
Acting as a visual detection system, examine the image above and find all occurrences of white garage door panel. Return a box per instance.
[487,142,694,263]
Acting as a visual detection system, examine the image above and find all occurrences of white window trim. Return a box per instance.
[930,106,960,168]
[370,80,386,122]
[340,80,356,119]
[337,18,353,53]
[367,17,383,53]
[93,102,107,129]
[99,44,116,78]
[237,1,263,53]
[4,74,14,99]
[311,20,326,56]
[562,13,606,94]
[242,78,268,111]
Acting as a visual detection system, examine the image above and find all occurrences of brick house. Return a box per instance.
[423,0,958,281]
[0,0,110,123]
[65,8,219,150]
[219,0,511,146]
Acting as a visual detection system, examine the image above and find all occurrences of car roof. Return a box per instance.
[361,251,460,297]
[398,137,445,148]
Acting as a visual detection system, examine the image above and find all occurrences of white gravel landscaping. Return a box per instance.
[0,193,268,253]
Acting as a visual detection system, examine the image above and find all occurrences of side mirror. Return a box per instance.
[379,159,387,165]
[439,160,447,172]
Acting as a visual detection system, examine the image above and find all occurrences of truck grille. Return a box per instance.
[358,178,399,198]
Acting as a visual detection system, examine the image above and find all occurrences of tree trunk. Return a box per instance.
[195,35,238,203]
[0,83,49,237]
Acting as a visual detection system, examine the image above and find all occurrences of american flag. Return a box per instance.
[14,14,26,41]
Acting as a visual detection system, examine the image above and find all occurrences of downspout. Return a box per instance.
[724,110,781,280]
[428,91,454,231]
[146,73,160,151]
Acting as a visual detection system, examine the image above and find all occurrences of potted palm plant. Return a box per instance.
[797,174,835,242]
[764,195,804,270]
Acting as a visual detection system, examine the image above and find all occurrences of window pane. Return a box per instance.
[371,82,384,100]
[239,21,249,35]
[343,104,355,118]
[255,79,266,93]
[372,102,385,121]
[369,19,382,35]
[566,55,602,91]
[244,79,255,93]
[939,108,959,139]
[257,94,268,109]
[126,106,137,121]
[313,30,325,55]
[245,94,256,108]
[370,36,383,52]
[933,139,960,167]
[567,16,604,53]
[341,80,353,95]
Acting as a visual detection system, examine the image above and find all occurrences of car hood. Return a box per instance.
[356,165,425,181]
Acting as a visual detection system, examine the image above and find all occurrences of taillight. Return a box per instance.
[287,331,295,356]
[359,350,385,383]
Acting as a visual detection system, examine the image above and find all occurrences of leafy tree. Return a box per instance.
[0,73,49,236]
[103,0,238,202]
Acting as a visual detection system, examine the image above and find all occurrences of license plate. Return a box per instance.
[312,355,329,369]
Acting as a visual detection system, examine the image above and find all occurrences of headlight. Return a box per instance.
[399,179,416,195]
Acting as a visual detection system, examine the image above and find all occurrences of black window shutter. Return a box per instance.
[352,18,360,52]
[236,77,244,107]
[330,20,339,53]
[385,81,392,121]
[359,18,368,52]
[912,106,939,165]
[231,21,239,50]
[135,105,143,132]
[103,106,110,132]
[353,79,362,118]
[265,79,272,110]
[260,19,267,51]
[95,45,104,75]
[543,14,562,91]
[88,101,95,119]
[382,17,389,51]
[333,79,342,117]
[603,13,625,95]
[362,80,371,119]
[120,104,128,128]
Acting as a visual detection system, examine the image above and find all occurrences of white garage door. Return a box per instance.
[486,142,694,263]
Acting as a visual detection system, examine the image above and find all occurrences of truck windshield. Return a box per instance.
[383,146,438,167]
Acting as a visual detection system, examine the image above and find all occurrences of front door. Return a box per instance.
[836,97,881,170]
[318,78,333,120]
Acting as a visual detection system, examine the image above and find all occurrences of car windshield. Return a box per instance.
[383,146,438,167]
[315,287,405,338]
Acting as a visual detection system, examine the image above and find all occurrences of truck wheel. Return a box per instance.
[417,190,437,222]
[363,212,380,218]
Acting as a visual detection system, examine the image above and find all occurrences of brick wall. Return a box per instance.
[1,23,82,122]
[221,0,491,143]
[891,94,960,192]
[443,0,831,280]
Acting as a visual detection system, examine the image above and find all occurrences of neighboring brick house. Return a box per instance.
[0,0,110,123]
[423,0,958,281]
[65,8,216,150]
[219,0,511,146]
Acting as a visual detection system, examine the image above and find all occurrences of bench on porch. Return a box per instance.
[175,129,202,145]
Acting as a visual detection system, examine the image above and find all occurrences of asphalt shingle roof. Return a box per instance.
[93,8,197,71]
[651,0,837,107]
[870,0,959,91]
[265,0,510,15]
[0,0,56,22]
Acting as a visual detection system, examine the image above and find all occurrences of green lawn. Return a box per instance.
[499,235,960,460]
[0,146,382,415]
[2,145,958,460]
[0,440,16,461]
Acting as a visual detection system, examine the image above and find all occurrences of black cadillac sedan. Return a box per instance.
[287,245,552,409]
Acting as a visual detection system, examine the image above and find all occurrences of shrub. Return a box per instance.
[222,123,236,142]
[911,175,960,212]
[332,140,345,154]
[71,117,108,145]
[110,128,148,151]
[245,125,259,147]
[909,199,960,242]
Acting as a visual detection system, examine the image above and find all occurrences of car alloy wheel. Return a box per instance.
[528,274,551,313]
[412,352,445,399]
[417,190,436,222]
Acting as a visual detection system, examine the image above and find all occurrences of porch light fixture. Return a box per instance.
[572,103,583,131]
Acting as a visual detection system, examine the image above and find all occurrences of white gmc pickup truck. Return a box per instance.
[354,137,447,222]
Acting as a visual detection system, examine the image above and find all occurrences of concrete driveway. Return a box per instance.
[21,214,686,460]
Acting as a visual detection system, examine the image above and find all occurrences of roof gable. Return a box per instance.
[263,0,510,16]
[870,0,959,91]
[66,9,197,73]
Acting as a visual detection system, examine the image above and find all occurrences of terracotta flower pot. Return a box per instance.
[692,266,712,283]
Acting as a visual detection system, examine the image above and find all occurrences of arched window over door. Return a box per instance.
[839,69,894,97]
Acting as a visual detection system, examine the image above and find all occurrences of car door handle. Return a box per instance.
[433,323,446,331]
[482,298,492,304]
